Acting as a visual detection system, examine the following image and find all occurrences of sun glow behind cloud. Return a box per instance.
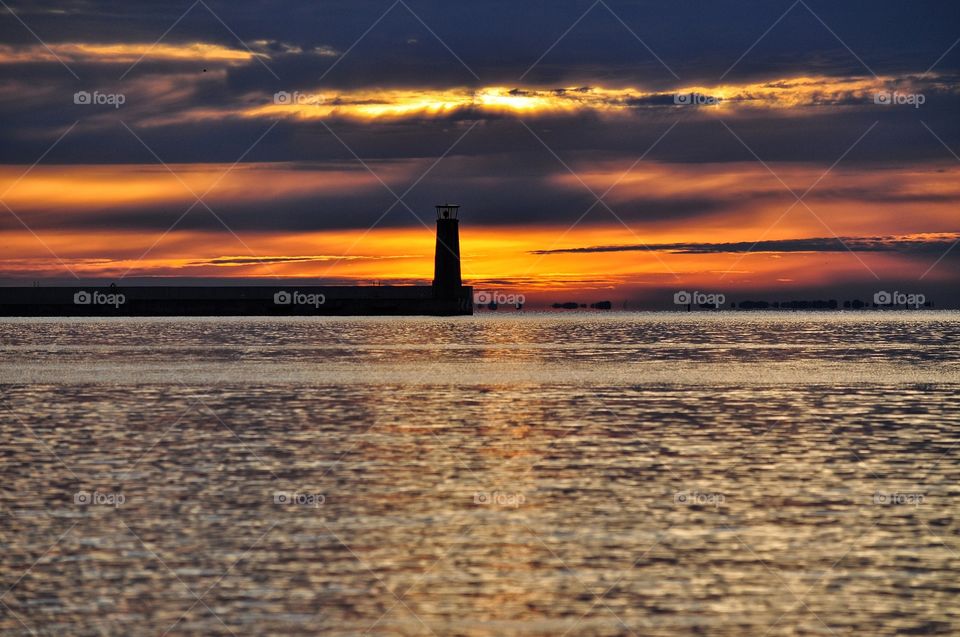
[228,75,951,122]
[0,38,948,121]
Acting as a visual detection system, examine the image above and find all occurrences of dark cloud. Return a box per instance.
[531,235,960,255]
[0,95,956,167]
[192,254,416,266]
[3,0,958,84]
[3,147,958,235]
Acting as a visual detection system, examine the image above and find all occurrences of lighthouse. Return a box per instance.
[432,204,463,299]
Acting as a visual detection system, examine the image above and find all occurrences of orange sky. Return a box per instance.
[1,159,957,297]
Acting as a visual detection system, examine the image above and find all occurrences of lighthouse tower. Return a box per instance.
[432,204,462,299]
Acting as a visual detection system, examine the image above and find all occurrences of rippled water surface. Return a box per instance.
[1,312,959,636]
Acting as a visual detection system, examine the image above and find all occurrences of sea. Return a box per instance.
[1,312,958,636]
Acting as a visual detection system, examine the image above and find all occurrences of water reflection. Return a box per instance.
[1,314,958,635]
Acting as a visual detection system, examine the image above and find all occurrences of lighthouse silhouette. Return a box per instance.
[432,204,463,299]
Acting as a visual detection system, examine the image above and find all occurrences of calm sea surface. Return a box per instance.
[1,312,958,636]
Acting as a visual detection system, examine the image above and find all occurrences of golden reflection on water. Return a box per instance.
[0,314,958,635]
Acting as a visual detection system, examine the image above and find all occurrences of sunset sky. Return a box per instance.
[0,0,958,306]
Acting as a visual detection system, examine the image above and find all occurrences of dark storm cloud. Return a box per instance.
[177,0,958,87]
[531,235,960,255]
[3,0,959,85]
[0,0,960,100]
[3,148,956,235]
[0,0,957,167]
[0,1,957,205]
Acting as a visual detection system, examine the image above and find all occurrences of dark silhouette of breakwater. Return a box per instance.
[0,285,473,317]
[0,204,473,317]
